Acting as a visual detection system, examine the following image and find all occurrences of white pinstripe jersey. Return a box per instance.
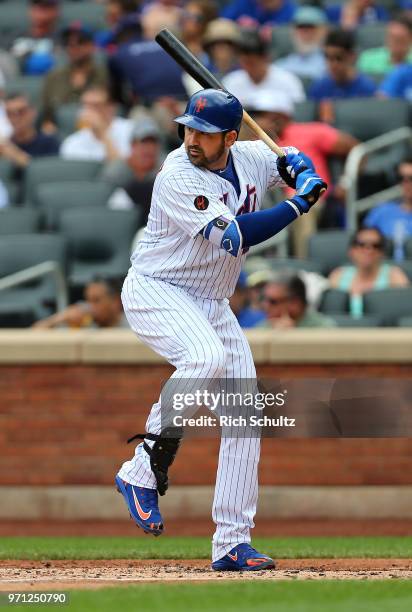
[131,140,296,299]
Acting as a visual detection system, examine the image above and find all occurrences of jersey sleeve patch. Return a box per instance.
[194,195,209,210]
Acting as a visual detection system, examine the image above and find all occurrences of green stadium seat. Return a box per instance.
[265,257,324,275]
[55,103,80,138]
[37,180,114,229]
[61,1,105,29]
[271,26,293,59]
[333,98,410,142]
[356,24,386,50]
[59,209,140,290]
[319,289,349,314]
[5,76,44,107]
[0,208,40,234]
[397,316,412,327]
[363,287,412,326]
[0,233,67,325]
[0,2,29,37]
[24,157,102,206]
[331,314,383,327]
[308,230,352,275]
[294,100,317,123]
[404,238,412,260]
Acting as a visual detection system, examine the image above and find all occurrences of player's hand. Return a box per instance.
[293,170,328,213]
[277,152,308,189]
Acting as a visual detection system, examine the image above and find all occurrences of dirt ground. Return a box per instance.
[0,559,411,590]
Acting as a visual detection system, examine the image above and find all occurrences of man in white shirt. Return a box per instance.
[60,85,133,161]
[222,27,305,108]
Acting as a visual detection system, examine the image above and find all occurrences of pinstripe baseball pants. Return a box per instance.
[118,269,260,562]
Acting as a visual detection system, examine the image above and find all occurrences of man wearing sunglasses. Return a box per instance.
[259,271,336,329]
[0,92,59,187]
[363,158,412,244]
[309,28,376,121]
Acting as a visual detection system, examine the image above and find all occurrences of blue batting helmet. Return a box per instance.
[174,89,243,138]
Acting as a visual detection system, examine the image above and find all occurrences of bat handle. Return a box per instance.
[242,110,285,158]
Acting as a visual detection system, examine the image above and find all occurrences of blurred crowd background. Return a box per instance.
[2,0,412,331]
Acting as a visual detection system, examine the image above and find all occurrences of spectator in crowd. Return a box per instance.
[108,16,186,106]
[41,23,108,130]
[244,90,358,256]
[222,28,305,108]
[0,92,59,177]
[363,158,412,243]
[229,271,266,328]
[33,278,129,329]
[6,0,61,75]
[358,16,412,76]
[179,1,218,58]
[105,119,163,223]
[0,179,9,209]
[329,227,409,317]
[0,72,12,140]
[222,0,296,27]
[259,272,336,329]
[326,0,388,29]
[141,0,182,41]
[96,0,142,49]
[203,18,241,79]
[276,5,328,81]
[378,63,412,100]
[309,29,377,122]
[60,86,133,161]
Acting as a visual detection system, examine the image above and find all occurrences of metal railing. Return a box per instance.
[344,126,412,232]
[0,261,68,312]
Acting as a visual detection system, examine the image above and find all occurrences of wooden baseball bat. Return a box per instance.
[155,28,286,158]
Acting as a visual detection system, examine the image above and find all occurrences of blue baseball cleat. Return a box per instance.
[212,543,275,571]
[115,474,164,536]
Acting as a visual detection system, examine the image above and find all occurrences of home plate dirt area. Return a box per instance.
[1,559,412,590]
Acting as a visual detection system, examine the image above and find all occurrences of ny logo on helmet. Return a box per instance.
[194,97,207,113]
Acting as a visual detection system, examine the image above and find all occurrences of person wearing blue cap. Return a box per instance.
[229,270,266,328]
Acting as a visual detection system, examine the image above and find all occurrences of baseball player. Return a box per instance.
[115,89,326,571]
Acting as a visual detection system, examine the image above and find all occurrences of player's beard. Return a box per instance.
[186,138,226,169]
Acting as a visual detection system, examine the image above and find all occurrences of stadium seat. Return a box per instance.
[0,208,40,235]
[37,181,114,230]
[294,100,317,123]
[5,76,43,107]
[0,234,67,325]
[333,98,410,143]
[59,209,140,290]
[0,2,29,38]
[265,257,324,275]
[397,259,412,281]
[331,314,383,327]
[271,27,294,58]
[356,24,386,50]
[308,230,352,275]
[397,316,412,327]
[24,158,102,206]
[404,238,412,260]
[61,1,105,29]
[319,289,349,314]
[55,103,80,138]
[363,287,412,326]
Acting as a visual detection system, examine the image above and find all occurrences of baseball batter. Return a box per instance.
[115,89,326,571]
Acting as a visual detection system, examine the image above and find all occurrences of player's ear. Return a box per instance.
[225,130,238,147]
